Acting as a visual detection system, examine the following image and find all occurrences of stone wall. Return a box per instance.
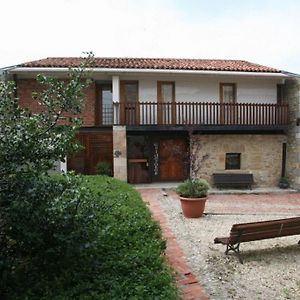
[113,126,127,181]
[285,78,300,189]
[191,134,287,187]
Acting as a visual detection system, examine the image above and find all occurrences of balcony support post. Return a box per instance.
[112,75,120,124]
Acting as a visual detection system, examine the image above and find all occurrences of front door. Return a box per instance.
[126,135,188,183]
[127,135,150,184]
[158,138,188,181]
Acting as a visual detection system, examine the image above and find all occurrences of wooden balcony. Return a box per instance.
[103,102,289,131]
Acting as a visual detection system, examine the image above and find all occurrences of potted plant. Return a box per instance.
[176,179,210,218]
[278,177,290,189]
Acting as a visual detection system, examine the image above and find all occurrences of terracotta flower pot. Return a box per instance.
[179,196,207,218]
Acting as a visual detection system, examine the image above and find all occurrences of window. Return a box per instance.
[225,153,241,170]
[220,83,236,103]
[158,82,175,103]
[120,81,139,124]
[96,84,113,125]
[157,81,175,124]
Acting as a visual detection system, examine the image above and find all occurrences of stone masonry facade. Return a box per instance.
[192,134,287,188]
[285,78,300,189]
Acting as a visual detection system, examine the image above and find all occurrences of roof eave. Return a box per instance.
[8,67,289,78]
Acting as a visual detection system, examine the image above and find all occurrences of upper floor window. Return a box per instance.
[96,84,113,125]
[157,82,175,103]
[157,82,175,125]
[220,83,236,103]
[120,81,139,104]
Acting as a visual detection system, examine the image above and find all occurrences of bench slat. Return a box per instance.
[229,226,300,244]
[231,223,300,235]
[213,173,253,189]
[231,217,300,230]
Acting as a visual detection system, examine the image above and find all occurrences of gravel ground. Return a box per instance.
[157,193,300,300]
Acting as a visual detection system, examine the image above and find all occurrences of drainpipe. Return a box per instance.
[281,143,287,178]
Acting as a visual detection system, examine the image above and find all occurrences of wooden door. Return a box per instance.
[67,134,86,173]
[220,83,236,124]
[120,81,139,125]
[157,81,175,125]
[67,130,113,175]
[127,135,150,184]
[159,138,188,181]
[88,133,113,174]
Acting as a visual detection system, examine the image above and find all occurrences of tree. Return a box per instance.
[0,53,97,298]
[0,53,93,178]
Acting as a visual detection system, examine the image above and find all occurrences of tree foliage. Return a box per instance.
[0,53,93,178]
[0,53,95,298]
[0,53,177,299]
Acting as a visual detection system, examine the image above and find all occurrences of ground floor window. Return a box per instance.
[225,153,241,169]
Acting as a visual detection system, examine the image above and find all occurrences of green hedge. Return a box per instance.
[81,176,177,299]
[1,175,177,299]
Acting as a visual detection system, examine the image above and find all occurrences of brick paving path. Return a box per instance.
[200,192,300,215]
[139,189,208,300]
[139,188,300,299]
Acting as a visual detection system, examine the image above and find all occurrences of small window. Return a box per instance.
[225,153,241,170]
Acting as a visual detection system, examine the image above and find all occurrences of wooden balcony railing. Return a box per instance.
[108,102,289,127]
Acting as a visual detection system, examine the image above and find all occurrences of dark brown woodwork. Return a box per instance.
[96,84,112,125]
[220,83,237,124]
[127,135,150,184]
[128,160,150,184]
[67,130,113,175]
[120,81,139,125]
[114,101,288,127]
[157,81,175,125]
[213,173,253,189]
[219,83,237,104]
[159,138,188,181]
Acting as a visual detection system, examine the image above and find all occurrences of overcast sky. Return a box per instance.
[1,0,300,73]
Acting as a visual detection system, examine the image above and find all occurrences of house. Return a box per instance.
[4,57,300,188]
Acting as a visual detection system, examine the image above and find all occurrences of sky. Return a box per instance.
[1,0,300,73]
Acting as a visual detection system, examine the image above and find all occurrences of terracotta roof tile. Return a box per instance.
[19,57,280,73]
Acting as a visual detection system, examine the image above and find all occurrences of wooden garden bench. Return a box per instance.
[213,173,253,189]
[214,217,300,263]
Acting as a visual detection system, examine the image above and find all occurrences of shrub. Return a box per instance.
[0,174,98,299]
[176,178,210,198]
[0,175,177,299]
[95,161,112,176]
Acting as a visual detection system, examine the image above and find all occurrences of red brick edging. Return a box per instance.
[139,189,209,300]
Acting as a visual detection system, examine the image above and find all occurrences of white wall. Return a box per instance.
[119,74,282,104]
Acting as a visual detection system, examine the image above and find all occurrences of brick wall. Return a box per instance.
[16,79,97,126]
